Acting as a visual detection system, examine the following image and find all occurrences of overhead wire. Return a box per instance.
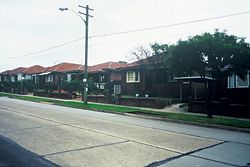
[1,10,250,61]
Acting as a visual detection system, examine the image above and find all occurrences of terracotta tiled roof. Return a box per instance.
[24,65,46,74]
[8,67,27,75]
[43,62,84,73]
[88,62,127,73]
[114,62,139,70]
[116,55,165,70]
[0,70,10,75]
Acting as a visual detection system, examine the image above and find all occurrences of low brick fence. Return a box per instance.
[33,90,178,109]
[33,90,72,99]
[87,95,160,108]
[189,100,250,118]
[88,95,178,109]
[119,97,161,109]
[88,95,111,104]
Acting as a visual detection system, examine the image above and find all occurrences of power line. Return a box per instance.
[89,23,250,47]
[0,37,84,60]
[1,10,250,61]
[90,10,250,38]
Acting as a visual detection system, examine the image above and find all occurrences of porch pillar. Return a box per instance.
[194,82,197,100]
[179,82,183,102]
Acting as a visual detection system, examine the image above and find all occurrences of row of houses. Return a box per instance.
[1,57,249,100]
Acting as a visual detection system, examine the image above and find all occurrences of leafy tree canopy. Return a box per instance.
[164,30,250,80]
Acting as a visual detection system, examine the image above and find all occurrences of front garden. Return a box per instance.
[0,79,180,109]
[0,92,250,130]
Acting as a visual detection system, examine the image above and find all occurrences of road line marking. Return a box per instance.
[1,104,225,143]
[1,106,223,154]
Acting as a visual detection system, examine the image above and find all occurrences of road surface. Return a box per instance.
[0,97,249,167]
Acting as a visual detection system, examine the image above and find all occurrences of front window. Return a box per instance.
[126,72,140,83]
[227,74,235,88]
[11,76,15,82]
[67,74,71,82]
[100,75,105,82]
[25,75,32,80]
[46,74,53,82]
[236,74,248,88]
[17,74,22,81]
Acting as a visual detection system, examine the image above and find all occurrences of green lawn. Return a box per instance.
[1,92,250,129]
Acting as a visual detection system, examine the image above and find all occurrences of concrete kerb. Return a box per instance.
[125,113,250,134]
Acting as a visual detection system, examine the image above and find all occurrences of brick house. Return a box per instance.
[0,70,11,82]
[38,62,84,87]
[23,65,46,83]
[117,55,185,98]
[88,61,127,93]
[7,67,27,82]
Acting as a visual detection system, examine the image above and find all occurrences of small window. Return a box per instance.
[126,72,140,83]
[114,85,121,94]
[236,74,248,88]
[100,75,105,82]
[11,76,15,82]
[17,74,22,81]
[227,74,235,88]
[67,74,71,82]
[46,74,53,82]
[25,75,32,80]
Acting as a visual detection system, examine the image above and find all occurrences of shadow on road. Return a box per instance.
[0,135,59,167]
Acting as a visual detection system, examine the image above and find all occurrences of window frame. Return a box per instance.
[236,73,249,88]
[126,71,140,83]
[227,74,235,88]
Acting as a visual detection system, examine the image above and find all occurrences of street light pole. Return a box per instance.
[21,77,23,95]
[59,5,93,104]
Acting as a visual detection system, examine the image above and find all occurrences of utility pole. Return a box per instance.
[59,5,93,104]
[78,5,93,104]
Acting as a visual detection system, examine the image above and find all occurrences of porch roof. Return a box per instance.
[39,72,51,76]
[174,76,214,82]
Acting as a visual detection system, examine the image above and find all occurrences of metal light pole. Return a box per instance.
[20,76,25,95]
[21,77,23,95]
[59,5,93,104]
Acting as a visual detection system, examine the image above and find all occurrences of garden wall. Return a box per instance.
[189,100,250,118]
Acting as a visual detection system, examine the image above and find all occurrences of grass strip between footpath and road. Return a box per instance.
[1,92,250,129]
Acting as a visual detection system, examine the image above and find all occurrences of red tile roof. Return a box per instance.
[0,70,10,75]
[24,65,46,74]
[43,62,84,73]
[116,55,165,70]
[88,62,127,73]
[8,67,27,75]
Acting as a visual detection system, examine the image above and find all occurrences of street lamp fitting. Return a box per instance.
[59,8,68,11]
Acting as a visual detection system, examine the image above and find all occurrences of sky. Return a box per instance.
[0,0,250,72]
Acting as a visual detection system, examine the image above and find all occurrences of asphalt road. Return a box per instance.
[0,97,250,167]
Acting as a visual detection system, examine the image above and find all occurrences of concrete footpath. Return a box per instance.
[0,135,59,167]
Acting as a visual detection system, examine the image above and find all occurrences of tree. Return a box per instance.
[166,30,250,117]
[168,30,250,79]
[128,44,170,67]
[64,80,82,94]
[128,46,151,62]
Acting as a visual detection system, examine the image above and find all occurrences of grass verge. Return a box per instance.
[1,92,250,129]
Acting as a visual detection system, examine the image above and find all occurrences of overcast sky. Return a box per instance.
[1,0,250,72]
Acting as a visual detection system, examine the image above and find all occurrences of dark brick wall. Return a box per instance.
[189,100,250,118]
